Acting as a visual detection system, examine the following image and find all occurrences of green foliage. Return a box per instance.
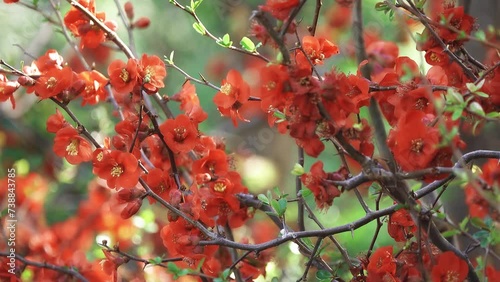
[217,33,233,47]
[192,22,206,35]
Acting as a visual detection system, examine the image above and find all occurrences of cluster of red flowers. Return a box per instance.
[63,0,118,49]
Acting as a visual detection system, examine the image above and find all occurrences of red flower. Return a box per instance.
[159,114,199,154]
[367,246,397,281]
[388,111,440,171]
[301,161,342,209]
[78,70,108,105]
[296,36,339,70]
[143,168,174,204]
[213,69,251,126]
[259,64,291,112]
[170,81,208,123]
[33,67,74,99]
[92,150,141,189]
[437,7,475,44]
[46,109,70,133]
[388,208,416,242]
[486,266,500,281]
[53,127,93,165]
[34,49,64,73]
[431,251,468,282]
[107,58,138,94]
[425,47,449,66]
[64,0,117,49]
[138,54,167,93]
[464,185,490,218]
[296,136,325,158]
[260,0,300,21]
[100,249,128,281]
[0,74,19,109]
[192,149,229,178]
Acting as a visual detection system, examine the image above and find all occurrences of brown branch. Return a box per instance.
[0,252,88,282]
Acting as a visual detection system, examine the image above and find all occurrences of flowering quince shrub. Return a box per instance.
[1,0,500,281]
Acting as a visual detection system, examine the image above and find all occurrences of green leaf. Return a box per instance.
[270,199,280,215]
[273,110,286,120]
[258,194,269,205]
[300,188,312,197]
[442,230,461,238]
[273,186,280,196]
[486,111,500,118]
[447,88,464,104]
[459,217,469,231]
[473,230,490,248]
[473,91,489,98]
[240,37,256,52]
[316,269,331,280]
[192,22,206,35]
[167,262,180,274]
[221,268,231,279]
[471,217,489,230]
[192,0,204,10]
[277,198,287,216]
[468,101,485,117]
[374,2,388,11]
[291,163,305,176]
[466,82,479,93]
[149,257,164,265]
[474,30,486,41]
[271,278,279,282]
[176,269,191,277]
[217,33,232,47]
[451,108,463,121]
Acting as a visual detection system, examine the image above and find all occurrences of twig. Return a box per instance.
[0,252,88,282]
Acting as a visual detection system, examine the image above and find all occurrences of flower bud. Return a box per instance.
[124,1,134,20]
[120,199,142,219]
[133,17,150,29]
[17,76,36,87]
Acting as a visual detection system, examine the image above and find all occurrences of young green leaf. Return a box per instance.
[468,101,485,117]
[240,37,256,52]
[258,194,270,205]
[291,163,305,176]
[193,22,206,35]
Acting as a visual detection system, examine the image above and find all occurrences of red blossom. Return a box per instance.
[108,58,139,94]
[46,109,70,133]
[431,251,468,282]
[53,127,93,165]
[388,111,440,171]
[388,208,417,242]
[301,161,342,209]
[138,54,166,93]
[296,35,339,71]
[78,70,109,105]
[367,246,397,281]
[92,149,141,189]
[33,67,74,99]
[259,0,300,21]
[0,73,19,108]
[213,69,251,126]
[159,114,199,154]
